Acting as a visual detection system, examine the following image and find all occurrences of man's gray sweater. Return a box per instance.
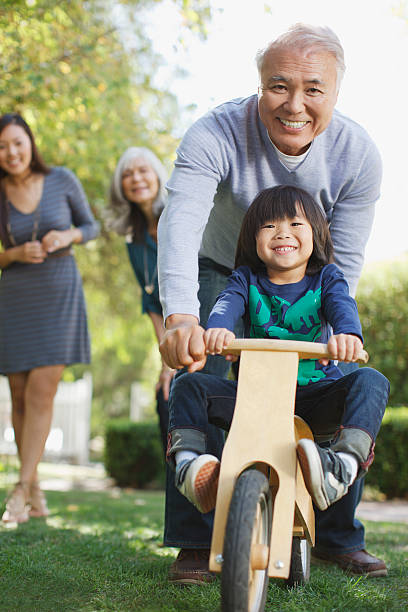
[158,94,382,320]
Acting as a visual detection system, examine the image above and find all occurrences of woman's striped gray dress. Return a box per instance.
[0,167,99,374]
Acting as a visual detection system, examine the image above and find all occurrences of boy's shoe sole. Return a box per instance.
[297,439,353,511]
[297,439,330,511]
[180,454,220,514]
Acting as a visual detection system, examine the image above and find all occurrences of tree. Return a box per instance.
[0,0,211,432]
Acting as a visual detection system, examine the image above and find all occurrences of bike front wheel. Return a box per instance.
[221,469,272,612]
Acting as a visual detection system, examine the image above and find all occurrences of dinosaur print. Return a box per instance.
[248,285,324,385]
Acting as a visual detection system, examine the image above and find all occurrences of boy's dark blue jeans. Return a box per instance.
[168,368,389,465]
[168,368,389,542]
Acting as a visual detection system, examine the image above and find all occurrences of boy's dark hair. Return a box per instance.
[0,113,49,248]
[235,185,333,275]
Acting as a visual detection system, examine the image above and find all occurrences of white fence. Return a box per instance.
[130,381,154,421]
[0,373,92,464]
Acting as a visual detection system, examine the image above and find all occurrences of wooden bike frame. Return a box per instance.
[209,339,368,579]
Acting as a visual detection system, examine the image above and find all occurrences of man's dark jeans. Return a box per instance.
[163,258,237,547]
[163,258,387,555]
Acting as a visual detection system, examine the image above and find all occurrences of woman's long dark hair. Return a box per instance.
[0,113,49,248]
[235,185,333,275]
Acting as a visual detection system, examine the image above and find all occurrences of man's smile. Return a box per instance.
[278,118,309,129]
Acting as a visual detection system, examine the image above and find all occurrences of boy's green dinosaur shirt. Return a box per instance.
[207,264,363,386]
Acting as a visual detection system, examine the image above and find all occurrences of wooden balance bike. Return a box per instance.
[208,338,368,612]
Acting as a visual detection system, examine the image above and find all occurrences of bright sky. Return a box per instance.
[144,0,408,265]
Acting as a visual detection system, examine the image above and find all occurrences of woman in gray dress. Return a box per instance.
[0,113,99,523]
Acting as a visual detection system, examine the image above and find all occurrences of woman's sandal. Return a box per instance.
[2,482,30,523]
[28,481,50,518]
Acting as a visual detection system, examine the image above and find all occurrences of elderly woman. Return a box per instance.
[0,113,99,523]
[108,147,175,452]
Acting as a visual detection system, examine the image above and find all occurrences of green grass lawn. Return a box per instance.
[0,486,406,611]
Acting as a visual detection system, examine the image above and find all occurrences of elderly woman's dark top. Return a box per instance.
[126,230,161,315]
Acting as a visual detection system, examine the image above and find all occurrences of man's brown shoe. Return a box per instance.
[312,548,387,577]
[169,549,216,585]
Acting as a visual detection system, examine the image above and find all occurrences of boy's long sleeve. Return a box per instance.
[321,265,363,342]
[206,270,248,331]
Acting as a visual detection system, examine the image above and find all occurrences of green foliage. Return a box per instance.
[357,260,408,498]
[104,420,164,488]
[357,255,408,406]
[0,0,179,192]
[69,237,161,434]
[0,0,211,433]
[366,407,408,499]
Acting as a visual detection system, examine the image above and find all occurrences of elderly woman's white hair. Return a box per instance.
[108,146,168,236]
[256,23,346,91]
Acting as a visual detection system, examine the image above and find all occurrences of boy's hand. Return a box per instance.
[319,334,363,365]
[204,328,237,361]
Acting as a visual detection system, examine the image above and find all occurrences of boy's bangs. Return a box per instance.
[256,193,305,230]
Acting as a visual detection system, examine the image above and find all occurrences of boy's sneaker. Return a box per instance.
[297,439,354,511]
[175,454,220,514]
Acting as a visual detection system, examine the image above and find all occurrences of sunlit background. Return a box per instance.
[1,0,407,437]
[141,0,408,265]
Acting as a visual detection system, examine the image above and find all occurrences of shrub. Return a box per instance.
[104,420,164,488]
[366,407,408,499]
[357,256,408,406]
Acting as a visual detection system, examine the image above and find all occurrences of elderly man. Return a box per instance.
[158,23,386,584]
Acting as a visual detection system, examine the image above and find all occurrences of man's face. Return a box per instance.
[258,47,338,156]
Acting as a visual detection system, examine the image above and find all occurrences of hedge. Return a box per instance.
[104,420,164,488]
[366,406,408,499]
[356,259,408,497]
[357,256,408,406]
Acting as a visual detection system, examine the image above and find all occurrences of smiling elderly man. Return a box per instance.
[158,23,386,584]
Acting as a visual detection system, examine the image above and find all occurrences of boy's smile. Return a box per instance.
[256,207,313,284]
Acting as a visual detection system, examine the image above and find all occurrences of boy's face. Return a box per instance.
[256,205,313,284]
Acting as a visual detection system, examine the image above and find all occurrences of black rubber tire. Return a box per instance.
[285,536,311,587]
[221,469,272,612]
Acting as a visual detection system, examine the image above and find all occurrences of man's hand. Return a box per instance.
[204,328,237,361]
[319,334,364,365]
[159,314,207,373]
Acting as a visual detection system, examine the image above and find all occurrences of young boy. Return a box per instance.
[166,186,389,518]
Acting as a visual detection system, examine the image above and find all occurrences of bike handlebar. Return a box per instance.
[221,339,369,364]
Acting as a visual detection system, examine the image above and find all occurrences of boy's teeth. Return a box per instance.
[280,119,308,128]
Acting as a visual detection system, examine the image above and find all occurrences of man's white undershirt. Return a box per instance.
[269,138,310,171]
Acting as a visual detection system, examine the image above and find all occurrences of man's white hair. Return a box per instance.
[255,23,346,91]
